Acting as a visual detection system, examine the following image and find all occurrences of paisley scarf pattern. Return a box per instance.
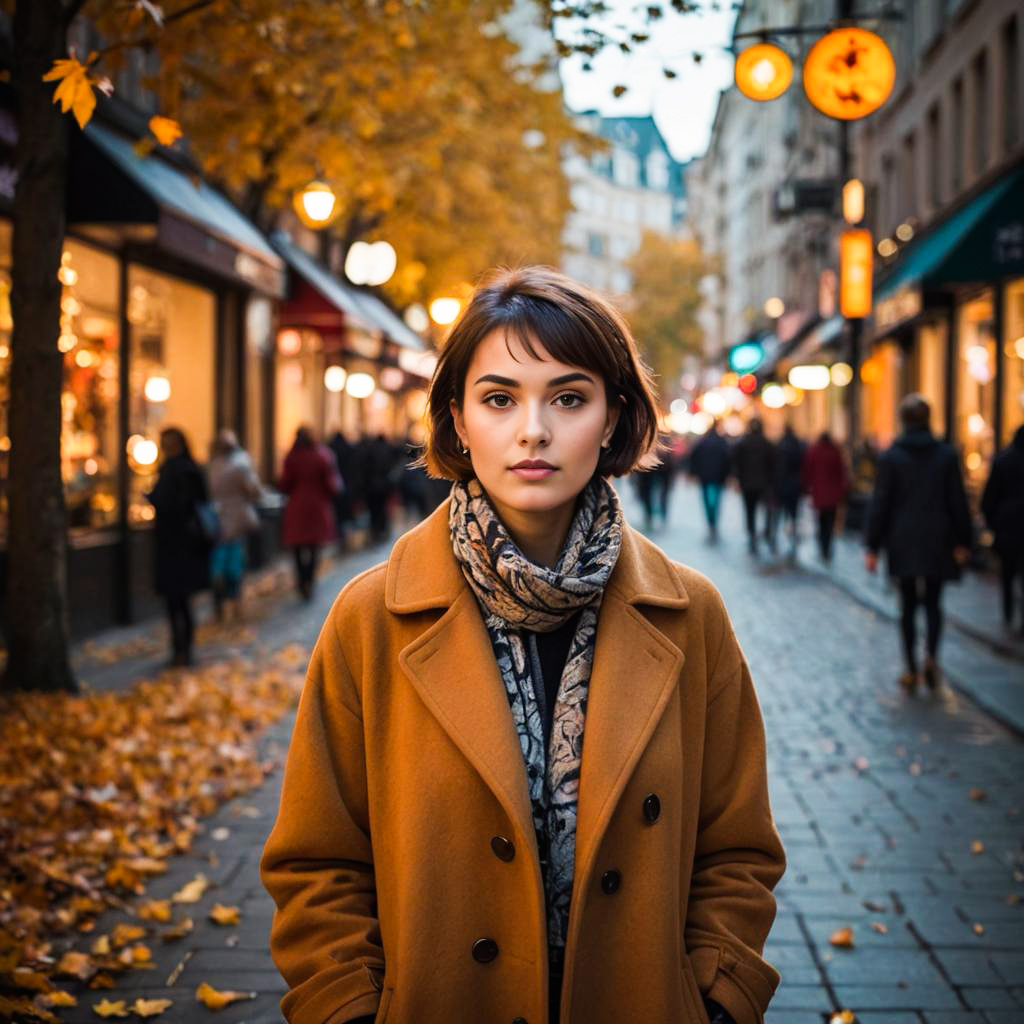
[449,475,623,957]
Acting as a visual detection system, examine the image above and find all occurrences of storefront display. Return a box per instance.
[1002,278,1024,445]
[956,291,997,492]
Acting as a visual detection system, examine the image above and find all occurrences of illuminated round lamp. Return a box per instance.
[830,362,854,387]
[721,371,739,389]
[58,333,77,353]
[1014,336,1024,360]
[763,296,785,319]
[669,397,688,415]
[761,383,787,409]
[292,181,341,230]
[379,366,405,391]
[323,365,348,393]
[965,452,983,472]
[144,374,171,402]
[74,349,95,368]
[877,237,898,258]
[127,434,159,471]
[735,43,793,102]
[277,329,303,356]
[803,28,895,121]
[84,457,99,476]
[783,384,803,406]
[667,409,691,435]
[58,266,78,287]
[345,241,397,287]
[788,364,830,391]
[345,371,376,399]
[702,390,728,416]
[738,373,758,395]
[967,412,987,436]
[895,222,914,242]
[404,304,430,334]
[429,297,461,326]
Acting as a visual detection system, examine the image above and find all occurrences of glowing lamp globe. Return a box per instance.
[735,43,794,102]
[803,28,895,121]
[293,182,341,229]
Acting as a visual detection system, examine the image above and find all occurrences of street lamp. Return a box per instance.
[735,43,793,102]
[293,181,341,230]
[345,241,397,286]
[429,297,461,326]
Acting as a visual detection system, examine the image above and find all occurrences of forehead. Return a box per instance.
[468,328,589,376]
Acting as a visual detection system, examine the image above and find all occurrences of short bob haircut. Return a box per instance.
[423,266,661,481]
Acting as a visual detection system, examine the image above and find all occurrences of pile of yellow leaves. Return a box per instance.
[0,648,305,1021]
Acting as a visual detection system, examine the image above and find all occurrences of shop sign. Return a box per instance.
[994,222,1024,267]
[874,285,922,332]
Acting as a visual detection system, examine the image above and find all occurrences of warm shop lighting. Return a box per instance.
[840,229,873,317]
[895,222,915,242]
[293,181,340,229]
[763,296,785,319]
[429,297,461,326]
[127,434,159,468]
[842,179,864,225]
[689,411,714,435]
[323,366,348,393]
[761,384,787,409]
[84,458,99,476]
[667,410,692,435]
[788,365,830,391]
[701,390,727,416]
[877,237,898,258]
[966,452,982,471]
[1014,336,1024,359]
[380,366,405,391]
[58,333,77,353]
[404,304,430,333]
[967,413,986,436]
[669,398,689,415]
[830,362,854,387]
[144,375,171,402]
[345,241,397,287]
[277,329,302,356]
[74,349,94,368]
[735,43,793,102]
[345,372,376,399]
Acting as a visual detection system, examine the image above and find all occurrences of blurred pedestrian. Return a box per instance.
[648,451,676,529]
[279,426,341,602]
[326,428,354,550]
[208,428,263,622]
[631,469,656,531]
[865,394,973,693]
[147,426,211,667]
[802,431,848,564]
[399,434,432,523]
[981,424,1024,635]
[769,424,806,556]
[363,433,400,543]
[732,418,777,555]
[688,420,731,542]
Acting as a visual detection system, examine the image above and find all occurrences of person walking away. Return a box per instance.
[981,424,1024,635]
[208,428,263,622]
[279,426,341,601]
[865,394,973,693]
[326,428,354,551]
[802,431,848,563]
[771,425,806,556]
[261,266,785,1024]
[687,420,731,542]
[147,427,210,667]
[649,449,676,529]
[732,418,777,555]
[363,433,400,543]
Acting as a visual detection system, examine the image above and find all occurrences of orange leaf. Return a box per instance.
[130,997,172,1017]
[829,926,855,949]
[111,924,146,949]
[56,951,95,981]
[195,981,255,1010]
[149,116,183,147]
[40,990,78,1007]
[92,998,130,1017]
[138,900,173,922]
[208,904,240,926]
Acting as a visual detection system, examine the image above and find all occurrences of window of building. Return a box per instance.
[126,265,215,524]
[646,150,670,190]
[926,102,942,211]
[587,231,608,258]
[901,131,917,223]
[971,48,989,179]
[1002,15,1019,155]
[0,226,123,535]
[881,152,896,233]
[956,291,996,493]
[1003,278,1024,447]
[951,76,964,194]
[612,149,638,188]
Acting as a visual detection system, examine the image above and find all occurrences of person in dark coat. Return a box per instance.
[687,421,731,541]
[279,426,342,601]
[326,429,354,550]
[147,427,211,667]
[362,433,400,543]
[732,418,777,555]
[866,394,973,693]
[802,431,848,563]
[981,424,1024,634]
[769,425,806,556]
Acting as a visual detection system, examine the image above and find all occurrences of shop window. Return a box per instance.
[245,296,273,479]
[126,265,215,525]
[0,227,121,535]
[1002,279,1024,446]
[915,321,947,434]
[274,328,324,474]
[956,291,996,494]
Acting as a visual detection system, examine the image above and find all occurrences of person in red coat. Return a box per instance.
[802,431,849,563]
[279,426,342,601]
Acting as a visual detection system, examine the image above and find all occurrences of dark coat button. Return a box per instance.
[472,937,499,963]
[643,793,661,823]
[601,869,621,894]
[490,835,516,861]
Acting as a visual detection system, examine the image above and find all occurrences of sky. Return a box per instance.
[557,1,739,164]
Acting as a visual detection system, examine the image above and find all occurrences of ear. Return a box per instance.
[450,398,468,448]
[602,395,622,448]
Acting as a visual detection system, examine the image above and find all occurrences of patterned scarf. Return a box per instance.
[449,475,623,958]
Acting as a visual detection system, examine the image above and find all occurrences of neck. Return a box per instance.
[489,494,577,568]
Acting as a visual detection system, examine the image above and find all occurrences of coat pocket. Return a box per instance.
[680,954,710,1024]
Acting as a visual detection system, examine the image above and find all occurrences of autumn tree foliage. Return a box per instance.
[625,230,707,393]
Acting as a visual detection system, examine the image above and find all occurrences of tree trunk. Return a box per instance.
[2,0,77,693]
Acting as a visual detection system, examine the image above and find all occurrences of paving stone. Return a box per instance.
[833,983,962,1009]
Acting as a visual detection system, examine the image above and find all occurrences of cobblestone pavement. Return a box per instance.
[56,484,1024,1024]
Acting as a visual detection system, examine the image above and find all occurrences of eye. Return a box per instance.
[554,392,585,408]
[483,392,513,408]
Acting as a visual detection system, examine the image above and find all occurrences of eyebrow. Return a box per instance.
[473,372,595,388]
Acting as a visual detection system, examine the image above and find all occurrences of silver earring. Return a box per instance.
[461,443,469,455]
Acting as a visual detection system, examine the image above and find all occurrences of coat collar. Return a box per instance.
[384,492,690,614]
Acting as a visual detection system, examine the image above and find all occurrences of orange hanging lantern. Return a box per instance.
[840,229,873,317]
[803,28,895,120]
[735,43,794,102]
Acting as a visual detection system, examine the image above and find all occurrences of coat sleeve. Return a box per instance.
[684,594,786,1024]
[260,612,384,1024]
[865,452,893,554]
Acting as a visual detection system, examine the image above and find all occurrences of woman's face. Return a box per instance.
[451,329,619,520]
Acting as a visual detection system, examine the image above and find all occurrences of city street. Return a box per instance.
[45,482,1024,1024]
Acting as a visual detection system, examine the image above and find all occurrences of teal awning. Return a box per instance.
[876,164,1024,302]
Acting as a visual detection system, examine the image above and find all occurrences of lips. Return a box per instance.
[511,460,556,470]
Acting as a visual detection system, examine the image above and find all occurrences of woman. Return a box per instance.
[802,431,848,563]
[279,426,341,601]
[261,268,785,1024]
[147,426,210,667]
[208,428,263,621]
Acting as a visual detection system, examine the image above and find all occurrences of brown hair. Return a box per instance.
[423,266,661,480]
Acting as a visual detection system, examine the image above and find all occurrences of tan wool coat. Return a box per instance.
[261,498,786,1024]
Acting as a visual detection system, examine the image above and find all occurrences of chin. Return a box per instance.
[486,477,588,515]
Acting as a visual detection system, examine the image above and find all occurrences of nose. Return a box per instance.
[517,398,550,448]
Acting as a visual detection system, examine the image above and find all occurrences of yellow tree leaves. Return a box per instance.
[195,982,255,1010]
[42,57,98,130]
[148,117,183,147]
